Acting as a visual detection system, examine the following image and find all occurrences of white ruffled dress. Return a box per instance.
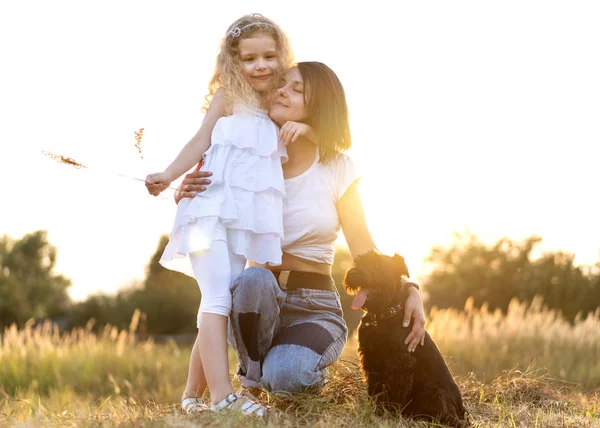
[160,106,286,277]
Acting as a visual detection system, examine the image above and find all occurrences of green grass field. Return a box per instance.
[1,299,599,427]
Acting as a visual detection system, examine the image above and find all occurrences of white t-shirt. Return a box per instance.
[281,148,359,265]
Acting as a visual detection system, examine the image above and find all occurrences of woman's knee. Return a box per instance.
[261,346,326,393]
[231,266,277,296]
[261,322,347,392]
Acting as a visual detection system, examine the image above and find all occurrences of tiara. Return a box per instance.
[228,22,274,38]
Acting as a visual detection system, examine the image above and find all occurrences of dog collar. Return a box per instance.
[363,302,404,327]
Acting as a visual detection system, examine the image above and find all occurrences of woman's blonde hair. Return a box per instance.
[203,14,294,113]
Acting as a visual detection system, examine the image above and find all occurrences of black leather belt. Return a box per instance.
[271,270,337,292]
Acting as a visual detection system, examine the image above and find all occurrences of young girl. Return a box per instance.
[145,14,294,416]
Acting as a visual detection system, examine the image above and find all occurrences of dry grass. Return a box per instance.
[427,296,600,389]
[40,135,189,195]
[1,303,599,427]
[134,127,144,160]
[41,152,87,169]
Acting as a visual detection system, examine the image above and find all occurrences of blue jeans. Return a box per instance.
[228,267,348,393]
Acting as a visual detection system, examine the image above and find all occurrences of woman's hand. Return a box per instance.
[145,171,174,196]
[403,287,426,352]
[279,121,315,146]
[174,169,212,204]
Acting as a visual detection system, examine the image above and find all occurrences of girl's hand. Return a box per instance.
[403,287,426,353]
[145,171,173,196]
[279,121,315,146]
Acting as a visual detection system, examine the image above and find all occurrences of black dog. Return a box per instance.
[344,250,468,427]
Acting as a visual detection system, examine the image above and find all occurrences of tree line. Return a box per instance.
[1,230,598,335]
[423,232,600,321]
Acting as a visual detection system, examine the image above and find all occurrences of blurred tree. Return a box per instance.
[67,285,140,332]
[133,235,200,335]
[0,231,71,328]
[68,236,200,335]
[423,231,600,320]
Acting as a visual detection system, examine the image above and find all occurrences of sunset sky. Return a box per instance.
[1,1,599,301]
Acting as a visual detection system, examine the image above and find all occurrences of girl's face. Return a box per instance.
[269,67,309,126]
[238,34,279,93]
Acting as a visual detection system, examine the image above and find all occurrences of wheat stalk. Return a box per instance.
[42,151,206,197]
[134,128,144,161]
[41,152,87,169]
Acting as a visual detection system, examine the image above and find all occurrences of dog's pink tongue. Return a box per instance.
[351,291,368,310]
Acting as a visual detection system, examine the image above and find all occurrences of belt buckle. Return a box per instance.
[278,270,291,289]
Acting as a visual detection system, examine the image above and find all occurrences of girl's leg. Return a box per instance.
[197,313,230,403]
[190,240,246,404]
[183,247,245,403]
[182,329,207,401]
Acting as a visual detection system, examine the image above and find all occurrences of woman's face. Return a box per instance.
[269,67,309,126]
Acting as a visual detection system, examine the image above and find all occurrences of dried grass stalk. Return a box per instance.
[42,151,87,169]
[134,128,144,160]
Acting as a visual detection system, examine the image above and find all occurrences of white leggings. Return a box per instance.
[189,239,246,326]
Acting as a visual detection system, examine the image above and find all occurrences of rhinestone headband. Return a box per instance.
[228,22,274,38]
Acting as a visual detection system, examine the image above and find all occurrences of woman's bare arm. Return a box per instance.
[337,180,376,258]
[172,162,213,203]
[338,180,426,351]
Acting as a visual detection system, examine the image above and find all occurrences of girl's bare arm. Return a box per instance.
[145,89,226,194]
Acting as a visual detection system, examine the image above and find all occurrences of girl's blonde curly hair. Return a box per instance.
[203,14,294,113]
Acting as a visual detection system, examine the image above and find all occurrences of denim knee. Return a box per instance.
[231,266,277,296]
[261,347,326,393]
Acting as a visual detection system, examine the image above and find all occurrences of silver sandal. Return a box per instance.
[210,392,267,417]
[181,397,208,414]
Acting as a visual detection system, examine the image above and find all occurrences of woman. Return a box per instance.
[161,62,426,397]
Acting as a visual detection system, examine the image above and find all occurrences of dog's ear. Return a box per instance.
[391,253,410,277]
[343,267,362,293]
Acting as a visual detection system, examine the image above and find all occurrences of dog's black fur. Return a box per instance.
[344,250,468,427]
